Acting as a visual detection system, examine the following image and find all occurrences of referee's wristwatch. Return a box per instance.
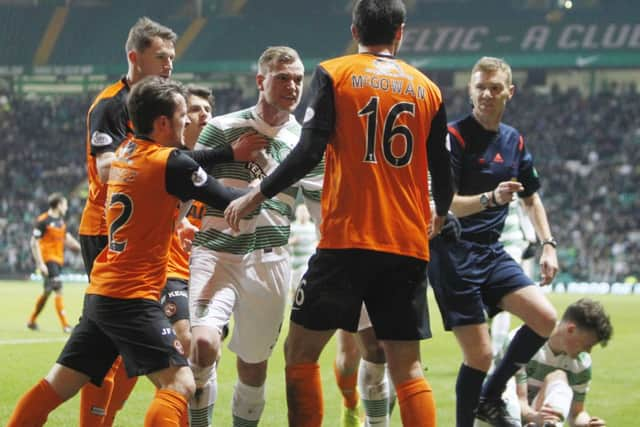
[479,192,491,209]
[541,237,557,248]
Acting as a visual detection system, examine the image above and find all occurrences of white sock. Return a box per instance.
[232,381,265,427]
[359,359,390,427]
[385,366,396,415]
[542,380,573,422]
[491,311,511,358]
[190,363,218,427]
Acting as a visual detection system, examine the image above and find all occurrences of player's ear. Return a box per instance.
[351,24,359,42]
[128,49,137,66]
[256,74,265,91]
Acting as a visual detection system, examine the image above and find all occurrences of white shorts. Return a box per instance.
[189,246,291,363]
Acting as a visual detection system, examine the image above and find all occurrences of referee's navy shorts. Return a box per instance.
[428,236,534,330]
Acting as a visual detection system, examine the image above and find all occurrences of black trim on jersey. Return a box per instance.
[165,150,247,208]
[427,103,454,217]
[260,128,329,199]
[89,78,131,157]
[183,145,234,168]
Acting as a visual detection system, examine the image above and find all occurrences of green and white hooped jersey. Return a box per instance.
[501,327,592,403]
[500,200,535,261]
[193,107,321,261]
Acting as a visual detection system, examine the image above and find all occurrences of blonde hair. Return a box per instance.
[471,56,513,85]
[257,46,302,75]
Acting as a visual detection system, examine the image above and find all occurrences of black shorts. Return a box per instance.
[161,278,189,324]
[79,234,108,276]
[44,261,62,292]
[57,294,189,386]
[291,248,430,341]
[428,236,534,330]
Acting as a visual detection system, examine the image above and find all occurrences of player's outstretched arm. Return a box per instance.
[521,192,558,285]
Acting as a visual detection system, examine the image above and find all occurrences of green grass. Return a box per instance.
[0,280,637,426]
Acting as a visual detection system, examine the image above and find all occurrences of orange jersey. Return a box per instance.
[87,138,179,301]
[33,212,66,264]
[79,78,132,236]
[166,200,205,281]
[311,53,443,261]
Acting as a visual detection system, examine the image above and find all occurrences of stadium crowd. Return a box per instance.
[0,82,638,283]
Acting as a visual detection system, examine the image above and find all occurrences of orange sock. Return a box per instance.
[29,295,48,323]
[103,359,138,426]
[144,389,188,427]
[396,377,436,427]
[54,294,70,328]
[286,363,323,427]
[80,357,121,426]
[333,360,359,409]
[7,378,64,427]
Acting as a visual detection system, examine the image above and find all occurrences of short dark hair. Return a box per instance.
[185,84,215,112]
[47,192,65,209]
[127,76,186,135]
[352,0,406,46]
[562,298,613,347]
[125,17,177,53]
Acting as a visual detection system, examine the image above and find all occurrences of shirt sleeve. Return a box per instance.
[182,145,234,169]
[427,103,453,216]
[516,134,541,198]
[447,127,464,193]
[89,96,130,156]
[302,65,336,132]
[165,149,248,209]
[32,218,47,239]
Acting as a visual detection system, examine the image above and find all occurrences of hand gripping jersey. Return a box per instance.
[309,53,444,261]
[33,213,66,265]
[79,78,132,237]
[194,107,320,261]
[166,200,204,281]
[87,138,179,301]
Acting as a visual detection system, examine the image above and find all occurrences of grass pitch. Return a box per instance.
[0,280,637,426]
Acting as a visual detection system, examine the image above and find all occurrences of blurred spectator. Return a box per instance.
[1,84,638,283]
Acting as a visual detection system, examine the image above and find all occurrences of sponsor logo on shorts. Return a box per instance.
[173,339,184,355]
[294,280,305,307]
[164,302,177,318]
[167,290,188,299]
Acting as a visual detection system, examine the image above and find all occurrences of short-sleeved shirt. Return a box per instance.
[86,137,238,301]
[501,327,592,403]
[304,53,444,261]
[166,200,204,281]
[79,77,132,237]
[33,212,66,265]
[447,114,541,244]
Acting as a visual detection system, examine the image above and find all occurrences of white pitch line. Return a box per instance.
[0,337,67,345]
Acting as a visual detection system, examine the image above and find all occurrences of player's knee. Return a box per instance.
[191,333,220,366]
[545,369,568,384]
[360,338,385,363]
[464,346,493,372]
